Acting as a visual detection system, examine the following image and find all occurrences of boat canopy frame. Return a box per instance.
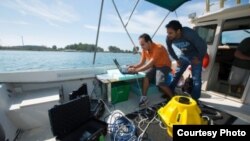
[93,0,190,64]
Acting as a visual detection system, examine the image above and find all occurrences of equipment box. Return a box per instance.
[111,81,131,104]
[48,96,107,141]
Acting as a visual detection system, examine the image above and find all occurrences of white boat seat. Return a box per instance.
[7,87,61,130]
[9,87,60,111]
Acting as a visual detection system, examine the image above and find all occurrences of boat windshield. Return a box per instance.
[222,29,250,45]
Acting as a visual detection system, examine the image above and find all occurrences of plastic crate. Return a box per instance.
[111,81,131,104]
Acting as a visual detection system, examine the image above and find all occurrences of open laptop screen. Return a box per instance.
[113,59,137,74]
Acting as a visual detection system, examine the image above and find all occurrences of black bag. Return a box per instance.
[69,84,105,119]
[69,84,88,100]
[48,96,107,141]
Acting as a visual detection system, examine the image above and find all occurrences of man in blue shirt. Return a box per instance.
[165,20,207,100]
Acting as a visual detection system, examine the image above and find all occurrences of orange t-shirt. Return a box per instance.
[142,42,171,68]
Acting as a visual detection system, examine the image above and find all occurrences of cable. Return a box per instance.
[112,0,136,48]
[135,74,143,97]
[108,111,137,141]
[114,126,122,141]
[175,11,178,19]
[125,0,140,27]
[132,80,166,130]
[99,99,112,114]
[137,115,157,141]
[90,80,99,99]
[133,102,169,139]
[138,117,148,131]
[151,12,170,39]
[98,73,170,140]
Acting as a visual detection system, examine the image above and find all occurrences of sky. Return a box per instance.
[0,0,249,51]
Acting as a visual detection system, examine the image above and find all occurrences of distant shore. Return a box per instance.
[0,44,136,53]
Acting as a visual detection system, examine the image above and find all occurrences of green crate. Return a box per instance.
[99,134,105,141]
[111,81,131,104]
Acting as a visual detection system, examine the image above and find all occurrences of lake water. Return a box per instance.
[0,51,140,72]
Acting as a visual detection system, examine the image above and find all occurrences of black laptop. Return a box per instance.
[113,59,137,74]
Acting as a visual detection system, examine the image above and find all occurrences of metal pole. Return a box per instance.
[206,0,210,13]
[220,0,225,9]
[151,11,170,39]
[93,0,104,64]
[112,0,136,47]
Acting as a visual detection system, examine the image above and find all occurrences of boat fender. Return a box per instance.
[202,53,210,70]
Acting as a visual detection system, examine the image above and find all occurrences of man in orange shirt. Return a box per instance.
[129,33,173,106]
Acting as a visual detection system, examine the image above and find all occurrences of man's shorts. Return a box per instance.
[228,66,250,85]
[145,66,172,86]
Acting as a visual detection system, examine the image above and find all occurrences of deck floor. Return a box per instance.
[199,91,250,124]
[18,91,250,141]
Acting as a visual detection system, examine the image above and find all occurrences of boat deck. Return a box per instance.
[17,90,250,141]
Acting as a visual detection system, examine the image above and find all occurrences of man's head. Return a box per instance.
[139,33,152,51]
[165,20,182,40]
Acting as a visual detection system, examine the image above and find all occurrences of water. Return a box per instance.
[0,51,140,72]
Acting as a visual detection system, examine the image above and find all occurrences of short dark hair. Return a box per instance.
[165,20,182,31]
[139,33,152,43]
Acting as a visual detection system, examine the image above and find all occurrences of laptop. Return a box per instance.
[113,59,137,74]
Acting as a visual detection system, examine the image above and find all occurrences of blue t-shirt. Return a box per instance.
[172,38,199,60]
[166,27,207,61]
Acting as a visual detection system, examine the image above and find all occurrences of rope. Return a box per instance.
[151,11,170,39]
[93,0,104,64]
[112,0,136,48]
[125,0,141,27]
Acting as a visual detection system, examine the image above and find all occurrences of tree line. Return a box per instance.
[0,45,54,51]
[0,43,135,53]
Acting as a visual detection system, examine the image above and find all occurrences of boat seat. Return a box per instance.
[9,87,60,110]
[7,87,61,130]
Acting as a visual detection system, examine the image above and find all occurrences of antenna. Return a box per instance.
[236,0,241,4]
[206,0,210,13]
[21,36,24,46]
[220,0,225,9]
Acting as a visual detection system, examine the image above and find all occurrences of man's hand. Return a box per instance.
[128,67,137,73]
[128,65,135,68]
[177,60,181,67]
[192,57,200,65]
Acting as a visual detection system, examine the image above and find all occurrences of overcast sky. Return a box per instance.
[0,0,249,50]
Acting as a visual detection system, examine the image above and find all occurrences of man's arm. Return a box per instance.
[135,46,161,72]
[166,39,179,61]
[135,58,154,72]
[130,55,146,68]
[234,50,250,61]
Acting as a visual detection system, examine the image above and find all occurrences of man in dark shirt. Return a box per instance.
[165,20,207,100]
[229,37,250,94]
